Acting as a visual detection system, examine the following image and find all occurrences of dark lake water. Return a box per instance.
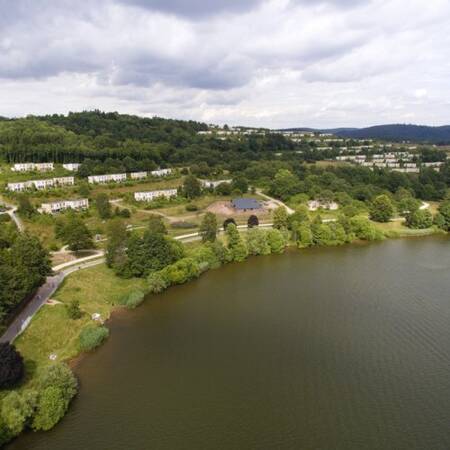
[9,237,450,450]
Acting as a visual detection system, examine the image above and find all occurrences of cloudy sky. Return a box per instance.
[1,0,449,128]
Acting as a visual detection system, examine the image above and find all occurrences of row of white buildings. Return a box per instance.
[87,169,172,184]
[7,177,75,192]
[40,199,89,214]
[11,162,82,172]
[134,189,178,202]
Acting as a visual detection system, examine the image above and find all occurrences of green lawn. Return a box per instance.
[15,265,146,369]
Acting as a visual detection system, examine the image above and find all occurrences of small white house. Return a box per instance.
[11,162,54,172]
[134,189,177,202]
[54,176,75,186]
[308,200,339,211]
[11,163,35,172]
[88,173,127,184]
[200,179,232,189]
[7,182,32,192]
[63,163,80,172]
[32,179,55,190]
[41,198,89,214]
[150,168,172,177]
[130,171,147,180]
[35,163,54,172]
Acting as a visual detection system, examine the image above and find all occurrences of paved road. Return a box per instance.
[0,203,24,232]
[256,189,296,215]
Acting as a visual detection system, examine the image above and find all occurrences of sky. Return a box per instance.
[1,0,450,128]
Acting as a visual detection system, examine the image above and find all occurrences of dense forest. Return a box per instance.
[0,219,51,329]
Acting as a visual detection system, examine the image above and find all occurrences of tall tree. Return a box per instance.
[199,212,218,243]
[183,175,201,199]
[95,193,111,219]
[369,195,395,223]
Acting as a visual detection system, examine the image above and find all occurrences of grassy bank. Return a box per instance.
[15,266,145,369]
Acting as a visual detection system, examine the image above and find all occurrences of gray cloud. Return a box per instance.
[0,0,449,127]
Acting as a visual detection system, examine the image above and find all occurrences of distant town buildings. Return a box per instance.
[12,162,54,172]
[134,189,178,202]
[40,198,89,214]
[88,173,127,184]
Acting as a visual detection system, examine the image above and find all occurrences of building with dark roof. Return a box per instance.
[231,198,262,211]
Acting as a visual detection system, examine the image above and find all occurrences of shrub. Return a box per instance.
[32,387,67,431]
[161,258,200,285]
[147,272,169,294]
[297,224,313,248]
[405,209,433,229]
[79,326,109,352]
[66,300,82,320]
[267,229,287,254]
[185,204,198,212]
[349,217,384,241]
[190,245,221,270]
[246,228,271,256]
[119,290,145,309]
[247,215,259,228]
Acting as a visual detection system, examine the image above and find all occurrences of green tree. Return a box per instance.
[297,224,313,248]
[105,218,128,268]
[267,229,287,253]
[199,212,217,242]
[436,200,450,231]
[0,343,24,389]
[369,195,395,223]
[32,386,67,431]
[183,175,201,199]
[58,215,93,251]
[273,206,288,230]
[405,209,433,229]
[246,228,271,256]
[270,169,299,200]
[231,176,249,194]
[95,193,111,219]
[1,390,36,435]
[147,214,167,235]
[225,223,248,262]
[17,194,36,218]
[247,215,259,228]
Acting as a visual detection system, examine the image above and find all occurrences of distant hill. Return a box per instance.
[283,124,450,144]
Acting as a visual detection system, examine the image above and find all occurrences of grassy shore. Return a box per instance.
[15,265,145,370]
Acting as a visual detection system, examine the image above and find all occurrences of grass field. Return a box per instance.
[14,265,145,369]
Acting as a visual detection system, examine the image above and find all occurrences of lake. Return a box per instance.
[9,236,450,450]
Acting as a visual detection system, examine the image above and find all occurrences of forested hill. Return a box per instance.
[285,124,450,143]
[0,111,296,164]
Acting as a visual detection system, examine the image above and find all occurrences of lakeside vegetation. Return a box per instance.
[1,111,449,446]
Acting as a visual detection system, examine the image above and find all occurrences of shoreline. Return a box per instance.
[5,230,448,447]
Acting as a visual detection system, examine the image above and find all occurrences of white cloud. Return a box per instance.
[0,0,449,127]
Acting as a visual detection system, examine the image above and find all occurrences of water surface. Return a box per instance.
[9,237,450,450]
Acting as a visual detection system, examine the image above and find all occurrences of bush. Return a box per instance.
[349,217,384,241]
[190,245,221,270]
[119,289,145,309]
[79,326,109,352]
[185,204,198,212]
[267,229,287,254]
[369,195,395,223]
[31,363,78,431]
[66,300,82,320]
[246,228,271,256]
[405,209,433,229]
[161,258,200,285]
[147,272,169,294]
[0,343,24,389]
